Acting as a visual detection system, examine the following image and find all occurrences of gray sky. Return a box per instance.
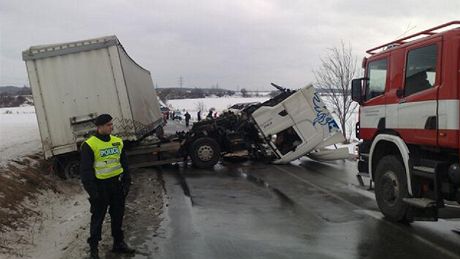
[1,0,459,90]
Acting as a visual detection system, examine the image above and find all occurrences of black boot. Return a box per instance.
[112,241,135,254]
[90,246,100,259]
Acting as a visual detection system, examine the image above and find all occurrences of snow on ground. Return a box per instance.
[167,96,269,120]
[1,184,89,259]
[0,106,40,164]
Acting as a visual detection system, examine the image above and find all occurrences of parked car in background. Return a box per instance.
[173,110,183,120]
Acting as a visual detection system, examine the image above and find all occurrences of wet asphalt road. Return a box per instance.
[129,120,460,258]
[129,158,460,259]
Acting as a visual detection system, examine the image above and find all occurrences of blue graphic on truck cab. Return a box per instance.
[312,92,339,132]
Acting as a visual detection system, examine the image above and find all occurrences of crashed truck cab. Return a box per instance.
[251,85,349,163]
[177,84,350,169]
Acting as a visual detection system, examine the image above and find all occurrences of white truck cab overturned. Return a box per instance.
[352,21,460,222]
[251,84,349,163]
[177,84,350,168]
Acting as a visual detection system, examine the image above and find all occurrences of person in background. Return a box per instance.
[184,111,191,127]
[80,114,135,259]
[163,112,168,124]
[207,109,213,119]
[197,110,201,122]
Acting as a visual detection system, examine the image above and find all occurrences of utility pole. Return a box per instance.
[179,76,183,88]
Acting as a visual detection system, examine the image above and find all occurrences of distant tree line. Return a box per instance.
[0,94,31,108]
[0,86,33,107]
[0,86,32,95]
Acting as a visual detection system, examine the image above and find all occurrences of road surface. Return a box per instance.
[122,156,460,259]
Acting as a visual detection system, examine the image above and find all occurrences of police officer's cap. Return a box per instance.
[94,114,113,126]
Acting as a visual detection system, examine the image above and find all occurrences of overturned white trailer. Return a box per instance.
[23,36,162,173]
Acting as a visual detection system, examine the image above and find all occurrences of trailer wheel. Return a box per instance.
[64,159,80,179]
[54,155,80,180]
[190,137,220,169]
[374,155,410,222]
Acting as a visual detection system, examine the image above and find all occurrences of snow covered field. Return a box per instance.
[0,106,40,164]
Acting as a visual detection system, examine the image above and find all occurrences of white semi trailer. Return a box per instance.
[23,36,163,176]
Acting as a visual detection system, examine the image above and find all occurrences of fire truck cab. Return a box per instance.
[352,21,460,222]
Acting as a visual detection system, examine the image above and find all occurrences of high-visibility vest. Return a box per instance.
[85,135,124,180]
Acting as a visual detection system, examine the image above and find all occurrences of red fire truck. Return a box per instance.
[352,21,460,222]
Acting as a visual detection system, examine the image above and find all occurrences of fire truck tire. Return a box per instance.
[374,155,410,222]
[190,137,220,169]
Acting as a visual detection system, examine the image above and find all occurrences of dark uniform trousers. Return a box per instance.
[88,177,125,247]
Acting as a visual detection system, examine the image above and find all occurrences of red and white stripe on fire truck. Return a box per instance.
[360,100,459,130]
[360,99,459,150]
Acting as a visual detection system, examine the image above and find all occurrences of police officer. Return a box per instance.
[80,114,135,259]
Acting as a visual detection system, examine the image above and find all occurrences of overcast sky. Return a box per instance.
[1,0,459,90]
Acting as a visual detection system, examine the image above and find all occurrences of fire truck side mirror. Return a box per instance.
[351,79,363,104]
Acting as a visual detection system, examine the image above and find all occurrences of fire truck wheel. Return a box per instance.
[374,155,410,222]
[190,137,220,169]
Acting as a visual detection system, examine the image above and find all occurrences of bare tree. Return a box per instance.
[240,88,248,97]
[314,41,359,142]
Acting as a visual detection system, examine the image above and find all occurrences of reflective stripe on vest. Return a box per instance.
[94,158,119,167]
[85,135,124,179]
